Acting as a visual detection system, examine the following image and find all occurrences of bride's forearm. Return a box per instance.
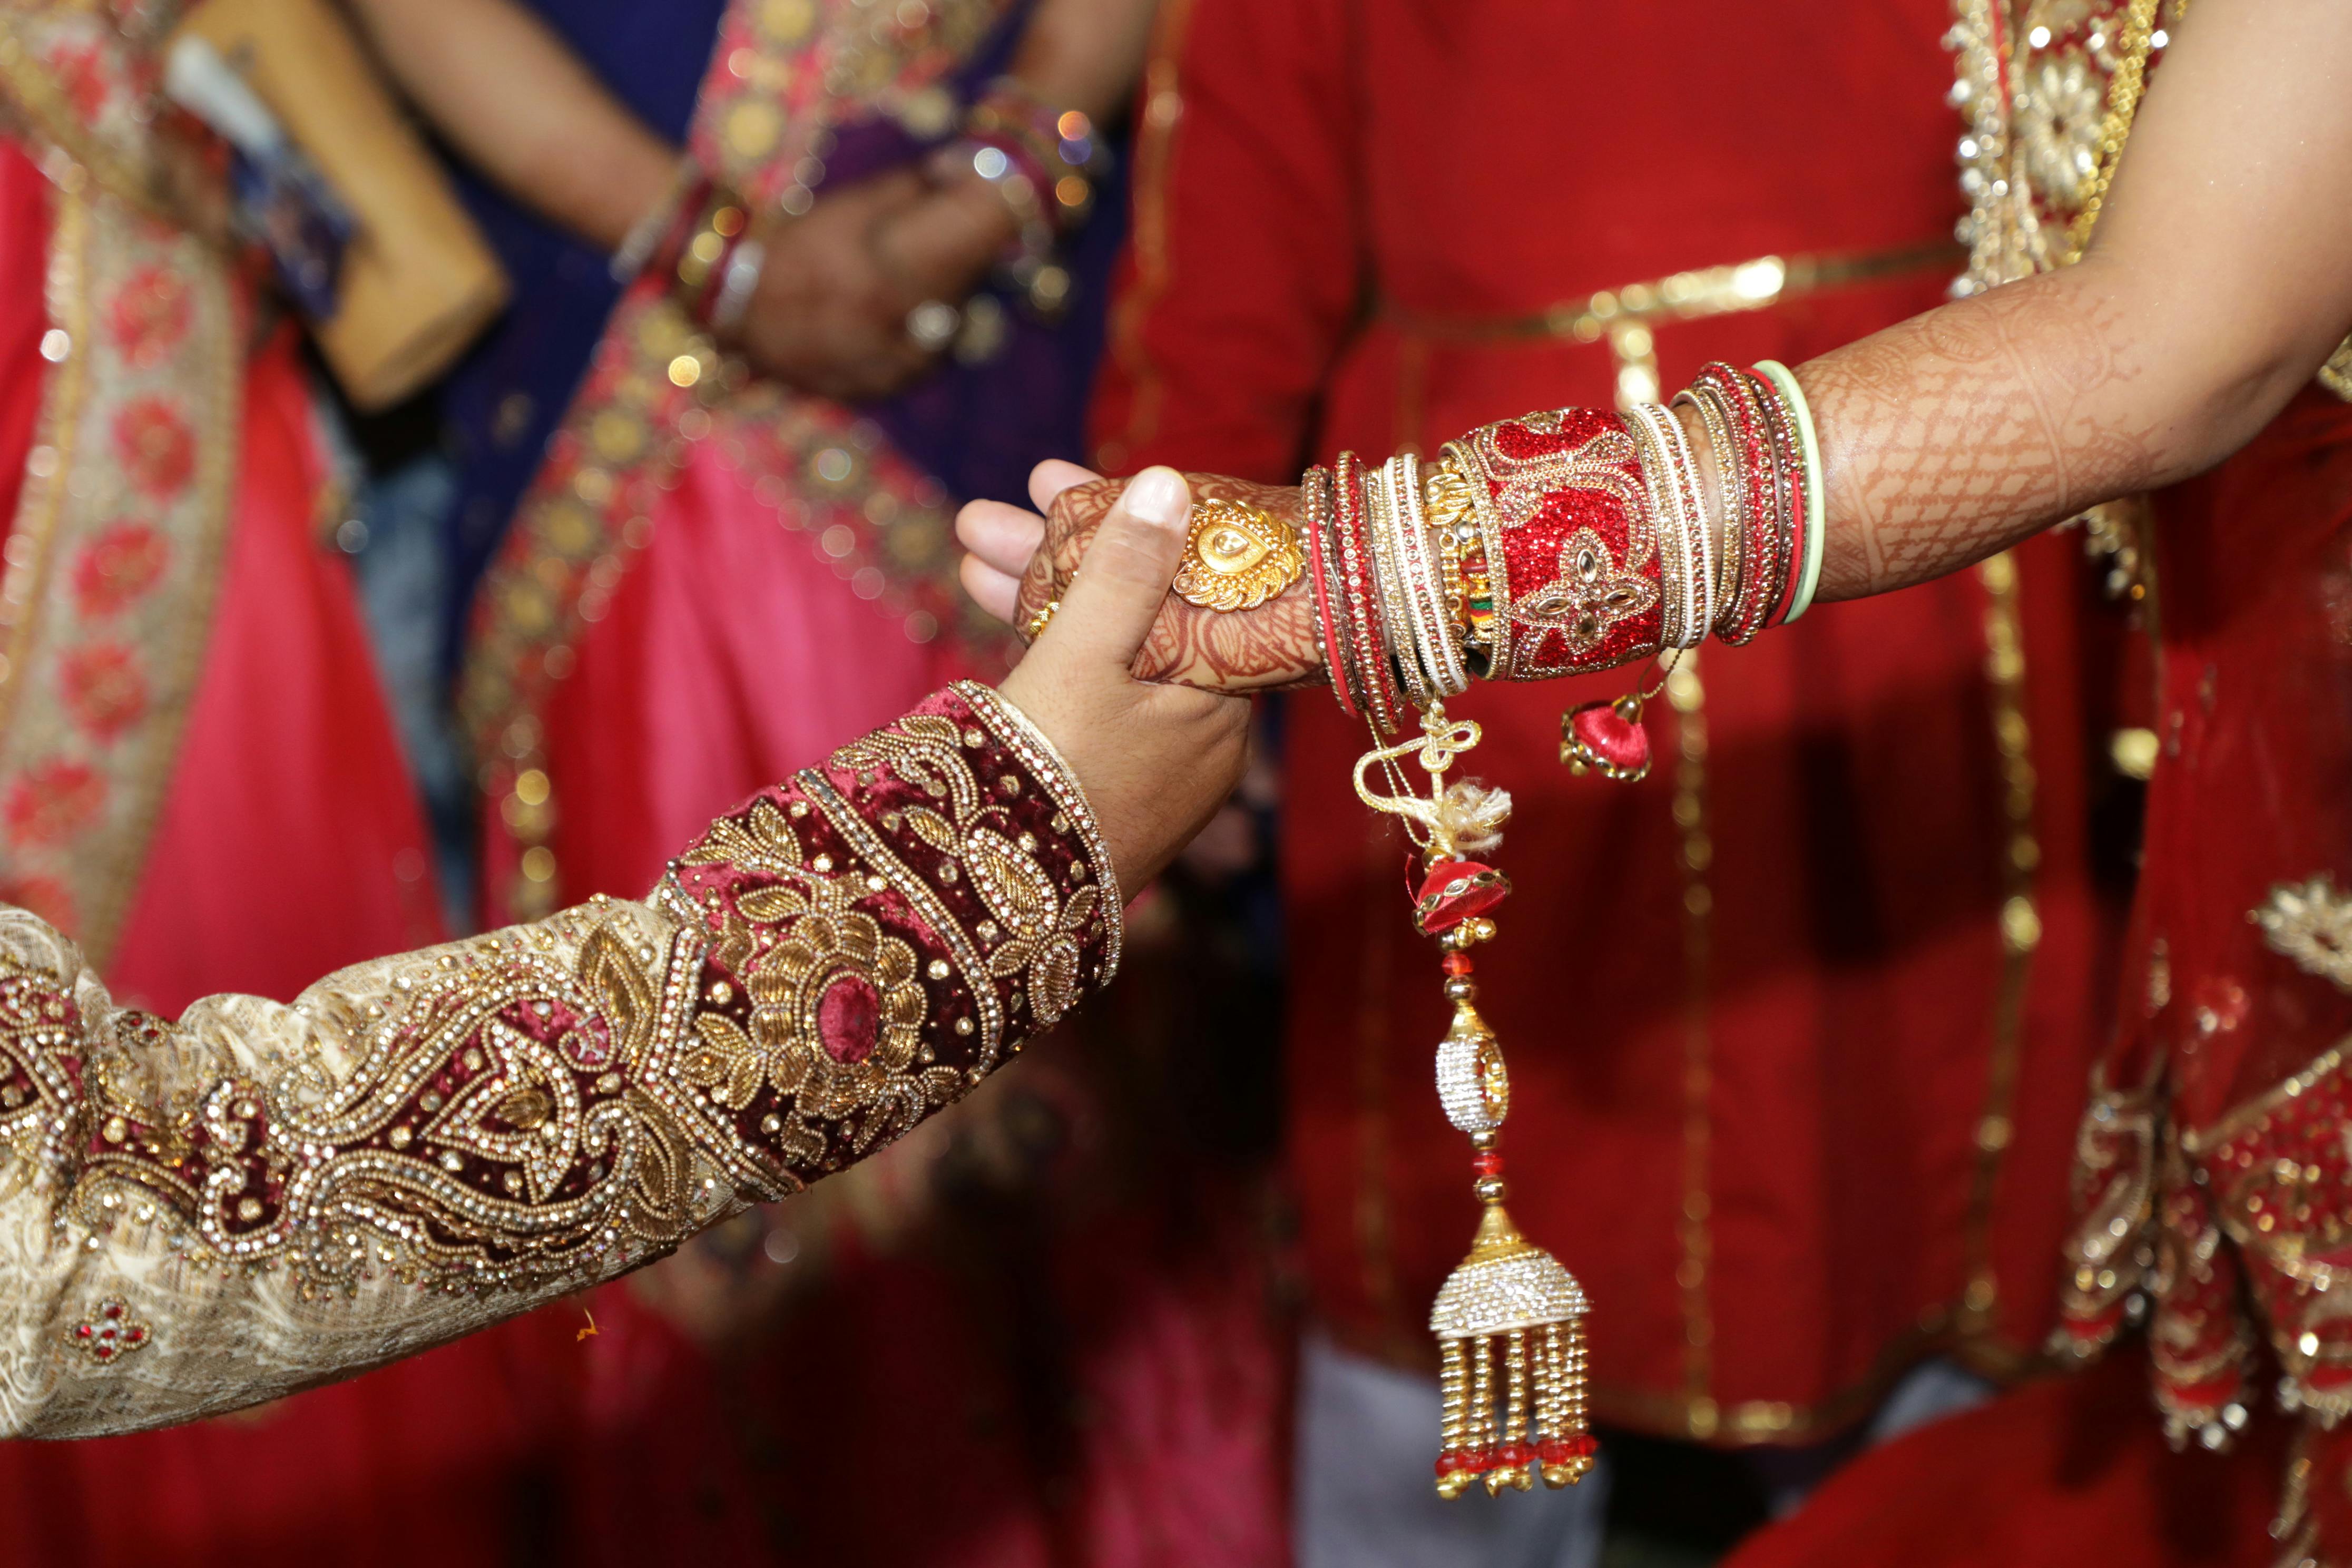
[1797,0,2352,602]
[1795,259,2340,604]
[1798,267,2156,601]
[1012,0,2352,701]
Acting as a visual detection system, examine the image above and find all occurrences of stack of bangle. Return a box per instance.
[1300,361,1826,733]
[1300,465,1355,720]
[615,82,1110,357]
[964,79,1103,232]
[1755,360,1827,623]
[1677,361,1818,643]
[1678,368,1765,644]
[612,162,775,339]
[1626,401,1710,651]
[1328,451,1407,734]
[1426,448,1508,677]
[939,80,1108,318]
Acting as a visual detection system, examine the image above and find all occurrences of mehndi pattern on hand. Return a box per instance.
[1022,473,1326,691]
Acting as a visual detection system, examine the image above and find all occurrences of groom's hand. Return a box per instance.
[956,463,1328,692]
[994,468,1252,899]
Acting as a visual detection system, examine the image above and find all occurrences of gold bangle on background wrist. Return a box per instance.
[674,189,747,296]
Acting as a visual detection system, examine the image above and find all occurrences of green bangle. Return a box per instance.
[1756,359,1826,623]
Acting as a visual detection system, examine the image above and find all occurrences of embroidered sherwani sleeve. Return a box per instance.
[0,683,1118,1437]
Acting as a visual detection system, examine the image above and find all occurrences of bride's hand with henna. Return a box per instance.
[956,463,1328,691]
[991,467,1253,898]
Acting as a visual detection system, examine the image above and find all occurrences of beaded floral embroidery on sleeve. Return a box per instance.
[0,683,1114,1437]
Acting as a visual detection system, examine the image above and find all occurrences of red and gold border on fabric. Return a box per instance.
[0,5,195,230]
[2050,1027,2352,1450]
[458,287,1014,925]
[464,0,1035,929]
[693,0,1011,203]
[2164,1030,2352,1433]
[0,9,239,963]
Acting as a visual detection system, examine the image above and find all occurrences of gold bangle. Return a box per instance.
[675,191,748,293]
[1425,459,1476,642]
[1435,445,1508,675]
[1424,457,1478,535]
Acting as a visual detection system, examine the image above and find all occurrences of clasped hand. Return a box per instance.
[984,466,1254,905]
[727,169,1015,401]
[959,462,1328,691]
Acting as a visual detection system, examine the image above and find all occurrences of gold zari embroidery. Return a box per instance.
[2255,875,2352,994]
[0,688,1113,1437]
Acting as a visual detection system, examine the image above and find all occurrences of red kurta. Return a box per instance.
[1093,0,2125,1440]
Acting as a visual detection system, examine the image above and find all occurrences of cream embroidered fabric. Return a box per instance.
[0,899,721,1436]
[0,684,1119,1437]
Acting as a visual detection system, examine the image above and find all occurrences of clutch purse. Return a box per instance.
[172,0,510,410]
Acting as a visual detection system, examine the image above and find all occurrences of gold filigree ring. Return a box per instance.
[1173,499,1304,612]
[1022,600,1060,643]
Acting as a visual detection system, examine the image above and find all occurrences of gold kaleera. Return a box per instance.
[1354,702,1596,1498]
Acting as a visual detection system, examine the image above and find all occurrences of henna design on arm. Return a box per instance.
[1016,274,2162,688]
[1022,475,1329,691]
[1801,270,2158,601]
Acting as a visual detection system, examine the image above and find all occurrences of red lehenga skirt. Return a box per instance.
[1728,387,2352,1567]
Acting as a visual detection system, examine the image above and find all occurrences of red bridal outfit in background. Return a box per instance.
[1726,385,2352,1568]
[1092,0,2130,1538]
[0,98,436,1018]
[0,15,732,1568]
[1724,5,2352,1562]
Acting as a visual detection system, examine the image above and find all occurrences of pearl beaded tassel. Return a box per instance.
[1351,704,1596,1501]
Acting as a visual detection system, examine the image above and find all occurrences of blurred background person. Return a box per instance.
[0,7,442,1079]
[356,0,1291,1562]
[3,1,1285,1565]
[1084,2,2147,1563]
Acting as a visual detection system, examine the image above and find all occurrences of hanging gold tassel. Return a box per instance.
[1354,704,1596,1501]
[1432,1207,1594,1495]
